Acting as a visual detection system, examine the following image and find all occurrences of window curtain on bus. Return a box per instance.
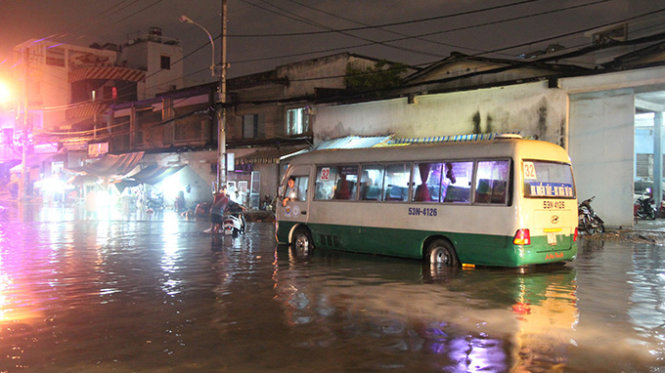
[415,163,431,201]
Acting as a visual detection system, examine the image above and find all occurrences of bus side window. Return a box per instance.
[295,176,308,201]
[383,163,410,202]
[413,162,443,202]
[442,161,473,203]
[333,165,359,200]
[360,165,384,201]
[474,160,510,204]
[315,166,337,200]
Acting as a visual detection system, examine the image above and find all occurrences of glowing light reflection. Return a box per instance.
[160,216,182,296]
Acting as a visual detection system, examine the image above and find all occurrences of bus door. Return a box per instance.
[278,165,311,225]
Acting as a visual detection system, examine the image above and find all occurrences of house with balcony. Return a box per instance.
[106,52,411,208]
[3,27,184,199]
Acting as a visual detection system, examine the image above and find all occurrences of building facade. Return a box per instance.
[311,22,665,228]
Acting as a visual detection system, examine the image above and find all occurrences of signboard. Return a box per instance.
[33,142,58,154]
[227,152,234,172]
[88,142,109,158]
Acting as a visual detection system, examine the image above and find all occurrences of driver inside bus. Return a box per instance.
[282,176,297,207]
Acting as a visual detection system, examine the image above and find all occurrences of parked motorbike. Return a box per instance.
[222,213,245,237]
[635,189,657,220]
[578,196,605,235]
[146,193,165,210]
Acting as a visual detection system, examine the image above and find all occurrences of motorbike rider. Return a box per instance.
[210,187,229,234]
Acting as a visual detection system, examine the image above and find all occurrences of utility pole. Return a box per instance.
[217,0,228,192]
[20,47,30,201]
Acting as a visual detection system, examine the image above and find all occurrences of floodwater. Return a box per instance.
[0,204,663,372]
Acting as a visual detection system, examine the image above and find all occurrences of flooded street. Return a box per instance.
[0,204,663,372]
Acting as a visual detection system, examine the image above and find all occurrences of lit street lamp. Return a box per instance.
[179,4,227,192]
[178,15,216,78]
[0,81,11,105]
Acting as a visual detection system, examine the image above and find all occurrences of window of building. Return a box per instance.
[242,114,264,139]
[475,160,510,204]
[286,107,309,136]
[161,55,171,70]
[1,128,13,145]
[46,48,65,67]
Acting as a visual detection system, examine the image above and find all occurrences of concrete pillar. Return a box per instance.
[130,105,136,151]
[654,112,663,209]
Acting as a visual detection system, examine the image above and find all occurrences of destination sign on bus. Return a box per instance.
[526,182,574,198]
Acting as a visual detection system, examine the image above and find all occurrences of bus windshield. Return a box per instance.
[523,161,575,199]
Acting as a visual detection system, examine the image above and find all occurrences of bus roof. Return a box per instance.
[287,138,571,166]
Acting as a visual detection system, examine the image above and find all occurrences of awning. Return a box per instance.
[68,174,100,186]
[385,132,522,146]
[69,151,144,178]
[128,165,185,185]
[236,146,309,165]
[313,135,392,150]
[114,164,185,192]
[0,159,21,173]
[69,66,146,83]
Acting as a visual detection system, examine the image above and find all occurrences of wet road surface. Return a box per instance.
[0,204,663,372]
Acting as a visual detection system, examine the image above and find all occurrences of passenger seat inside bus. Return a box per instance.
[363,186,381,200]
[385,185,407,201]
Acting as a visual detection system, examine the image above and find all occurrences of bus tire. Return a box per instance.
[426,239,459,268]
[292,226,314,257]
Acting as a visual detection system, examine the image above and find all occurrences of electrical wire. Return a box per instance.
[230,0,615,65]
[10,1,664,123]
[241,0,446,58]
[232,0,546,38]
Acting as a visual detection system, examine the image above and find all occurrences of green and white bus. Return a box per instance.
[275,136,578,268]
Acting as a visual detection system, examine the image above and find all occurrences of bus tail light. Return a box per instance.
[513,229,531,245]
[573,227,578,242]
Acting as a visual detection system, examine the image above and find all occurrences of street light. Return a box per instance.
[0,81,11,105]
[179,6,227,192]
[178,15,216,77]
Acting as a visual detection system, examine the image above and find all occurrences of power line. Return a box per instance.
[230,10,665,85]
[240,0,445,58]
[282,0,480,55]
[231,0,546,38]
[229,0,615,65]
[28,3,663,115]
[479,7,665,56]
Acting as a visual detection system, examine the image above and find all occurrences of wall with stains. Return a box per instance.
[568,90,635,228]
[314,81,568,146]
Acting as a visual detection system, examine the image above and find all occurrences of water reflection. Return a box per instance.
[272,247,578,372]
[0,204,662,371]
[628,242,665,363]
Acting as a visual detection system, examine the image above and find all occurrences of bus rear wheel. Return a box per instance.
[426,239,459,268]
[292,227,314,257]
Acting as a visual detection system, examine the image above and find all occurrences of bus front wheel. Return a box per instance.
[426,239,459,268]
[292,227,314,257]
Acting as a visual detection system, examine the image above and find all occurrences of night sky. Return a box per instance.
[0,0,663,84]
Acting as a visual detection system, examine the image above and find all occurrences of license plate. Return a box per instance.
[547,232,557,245]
